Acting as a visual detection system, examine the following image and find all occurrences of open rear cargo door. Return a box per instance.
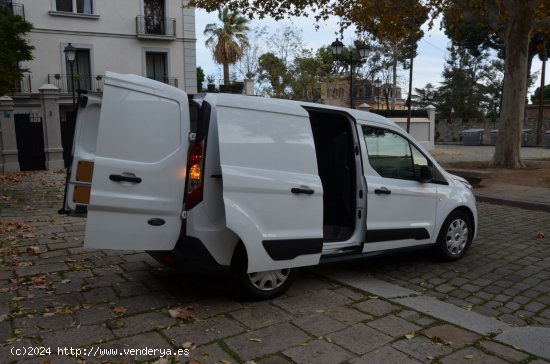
[65,72,190,251]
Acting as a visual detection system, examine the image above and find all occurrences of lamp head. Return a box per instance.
[64,43,77,63]
[331,39,344,56]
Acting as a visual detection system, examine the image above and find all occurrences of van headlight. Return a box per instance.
[459,179,473,190]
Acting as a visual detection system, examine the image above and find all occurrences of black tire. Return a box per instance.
[434,210,473,261]
[231,244,298,301]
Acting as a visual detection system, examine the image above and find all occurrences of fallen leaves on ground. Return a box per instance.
[107,319,125,330]
[404,331,416,340]
[537,232,545,239]
[182,342,195,350]
[26,246,41,255]
[168,308,193,319]
[0,220,32,234]
[112,306,127,314]
[28,274,48,286]
[150,358,169,364]
[168,304,198,320]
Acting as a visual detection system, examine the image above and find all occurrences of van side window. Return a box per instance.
[363,126,429,181]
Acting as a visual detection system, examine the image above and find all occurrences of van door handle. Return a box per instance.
[109,174,142,183]
[374,187,391,195]
[291,187,314,195]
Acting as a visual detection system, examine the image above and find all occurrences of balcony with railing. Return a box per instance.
[136,15,176,39]
[47,74,105,92]
[12,2,23,18]
[0,1,25,18]
[14,74,31,93]
[148,76,178,88]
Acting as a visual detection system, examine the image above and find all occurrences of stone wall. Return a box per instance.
[435,104,550,146]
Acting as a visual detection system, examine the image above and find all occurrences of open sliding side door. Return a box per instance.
[215,96,324,272]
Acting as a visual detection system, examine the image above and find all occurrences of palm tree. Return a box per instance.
[204,7,250,86]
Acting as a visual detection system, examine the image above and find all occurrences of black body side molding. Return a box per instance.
[262,238,323,260]
[366,228,430,243]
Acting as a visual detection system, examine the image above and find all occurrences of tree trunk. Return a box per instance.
[223,63,230,85]
[391,44,398,110]
[492,4,535,168]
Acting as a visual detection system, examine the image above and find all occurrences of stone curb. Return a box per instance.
[322,270,550,360]
[475,194,550,213]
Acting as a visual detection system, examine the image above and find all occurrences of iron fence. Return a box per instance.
[47,74,104,92]
[148,77,178,87]
[136,15,176,37]
[0,1,24,18]
[15,74,31,93]
[12,2,23,18]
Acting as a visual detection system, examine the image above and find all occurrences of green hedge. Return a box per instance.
[370,109,429,118]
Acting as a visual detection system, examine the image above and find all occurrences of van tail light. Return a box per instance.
[185,140,205,210]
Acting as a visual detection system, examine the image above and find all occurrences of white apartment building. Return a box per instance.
[0,0,196,172]
[15,0,197,96]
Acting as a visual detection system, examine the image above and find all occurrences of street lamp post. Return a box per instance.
[64,43,77,119]
[331,39,370,109]
[492,94,499,130]
[374,77,382,110]
[537,46,547,145]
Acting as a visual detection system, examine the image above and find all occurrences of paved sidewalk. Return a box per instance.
[1,171,549,363]
[431,145,550,163]
[475,184,550,212]
[432,144,550,211]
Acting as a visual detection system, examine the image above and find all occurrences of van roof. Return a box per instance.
[105,72,187,101]
[206,92,397,129]
[104,73,399,131]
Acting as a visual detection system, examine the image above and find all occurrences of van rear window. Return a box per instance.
[189,101,199,134]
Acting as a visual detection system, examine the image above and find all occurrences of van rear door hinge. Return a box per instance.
[181,211,187,219]
[188,133,196,141]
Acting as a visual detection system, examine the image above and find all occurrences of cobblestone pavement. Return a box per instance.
[328,203,550,329]
[1,171,548,363]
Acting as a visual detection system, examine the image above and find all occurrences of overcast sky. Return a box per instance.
[195,9,545,98]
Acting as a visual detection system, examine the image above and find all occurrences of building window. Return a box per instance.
[144,0,165,34]
[146,52,167,83]
[66,48,92,91]
[56,0,93,14]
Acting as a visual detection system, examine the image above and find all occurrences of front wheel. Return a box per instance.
[434,210,473,261]
[231,246,297,300]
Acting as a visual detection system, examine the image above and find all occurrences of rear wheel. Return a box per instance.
[434,210,473,261]
[231,245,297,300]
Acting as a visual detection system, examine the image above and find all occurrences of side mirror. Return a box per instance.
[419,165,434,183]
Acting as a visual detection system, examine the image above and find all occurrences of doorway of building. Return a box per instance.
[14,113,46,171]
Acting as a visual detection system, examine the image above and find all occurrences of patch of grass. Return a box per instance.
[216,340,242,363]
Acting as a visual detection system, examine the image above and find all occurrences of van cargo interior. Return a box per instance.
[307,110,356,242]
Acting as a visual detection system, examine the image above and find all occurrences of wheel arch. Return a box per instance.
[230,240,248,272]
[452,205,476,237]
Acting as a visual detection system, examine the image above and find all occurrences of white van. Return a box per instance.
[61,72,477,300]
